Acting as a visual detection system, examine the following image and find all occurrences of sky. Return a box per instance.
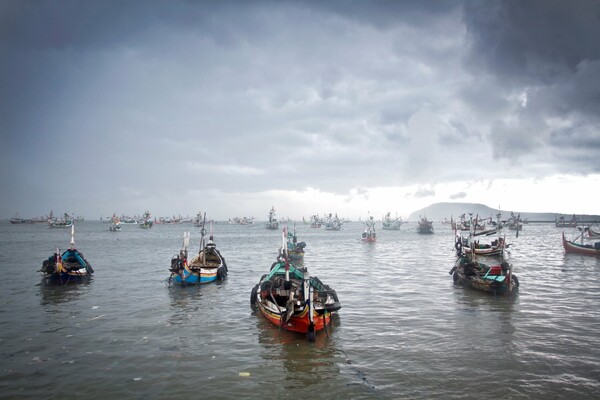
[1,0,599,221]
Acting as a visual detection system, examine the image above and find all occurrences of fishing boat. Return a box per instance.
[456,234,509,257]
[452,213,486,232]
[193,211,203,227]
[562,231,600,256]
[449,251,518,295]
[168,215,228,285]
[10,213,32,224]
[109,221,121,232]
[324,213,342,231]
[361,216,377,242]
[309,214,322,228]
[40,225,94,283]
[287,225,306,261]
[455,213,508,257]
[417,216,434,234]
[139,211,153,229]
[265,206,279,230]
[382,212,402,230]
[556,215,578,228]
[48,213,73,228]
[506,212,523,231]
[585,224,600,239]
[250,228,341,341]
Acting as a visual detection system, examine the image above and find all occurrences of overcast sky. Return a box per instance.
[1,0,599,220]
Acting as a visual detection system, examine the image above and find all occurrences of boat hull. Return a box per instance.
[562,232,600,256]
[40,248,93,283]
[257,301,332,334]
[251,261,341,339]
[452,257,518,295]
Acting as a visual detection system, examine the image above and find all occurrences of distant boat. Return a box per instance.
[417,216,434,234]
[139,211,153,229]
[287,225,306,261]
[456,213,509,257]
[585,224,600,239]
[265,206,279,230]
[361,216,377,242]
[168,215,228,285]
[40,225,93,283]
[9,213,32,224]
[229,216,255,225]
[382,212,402,230]
[309,214,321,228]
[562,231,600,256]
[506,212,523,231]
[49,213,73,229]
[250,227,341,341]
[109,218,121,232]
[324,213,342,231]
[556,215,578,228]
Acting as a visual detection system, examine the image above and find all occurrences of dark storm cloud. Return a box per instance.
[1,0,598,218]
[462,0,600,170]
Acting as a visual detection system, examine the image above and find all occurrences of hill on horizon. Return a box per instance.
[408,202,600,223]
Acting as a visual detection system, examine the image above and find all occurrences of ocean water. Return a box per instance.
[0,221,599,399]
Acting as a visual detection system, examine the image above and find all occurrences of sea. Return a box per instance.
[0,221,598,399]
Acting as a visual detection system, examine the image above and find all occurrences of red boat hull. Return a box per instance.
[258,302,332,334]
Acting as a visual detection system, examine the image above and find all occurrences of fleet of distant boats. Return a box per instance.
[19,204,599,342]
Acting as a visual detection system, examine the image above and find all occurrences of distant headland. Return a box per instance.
[408,202,600,223]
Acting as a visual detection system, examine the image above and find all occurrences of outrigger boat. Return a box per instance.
[562,231,600,256]
[40,225,93,283]
[449,248,518,295]
[250,227,341,341]
[168,215,228,285]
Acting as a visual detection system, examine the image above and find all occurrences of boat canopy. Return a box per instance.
[266,261,304,281]
[61,249,86,266]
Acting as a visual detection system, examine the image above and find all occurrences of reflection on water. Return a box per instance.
[38,278,93,306]
[253,310,353,396]
[166,285,204,326]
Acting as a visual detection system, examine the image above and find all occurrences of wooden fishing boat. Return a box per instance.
[562,232,600,256]
[48,213,73,228]
[361,216,377,242]
[265,206,279,230]
[40,225,93,283]
[449,252,518,295]
[139,211,153,229]
[168,215,228,285]
[457,235,509,257]
[455,214,509,257]
[585,225,600,239]
[250,228,341,341]
[10,213,32,224]
[309,214,322,228]
[287,225,306,261]
[417,216,434,234]
[556,215,578,228]
[382,212,402,230]
[324,213,342,230]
